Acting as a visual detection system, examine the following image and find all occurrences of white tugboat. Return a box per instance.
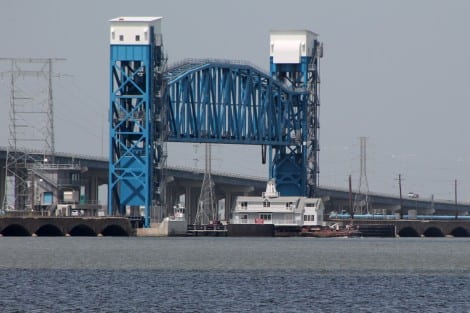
[160,203,188,236]
[137,203,188,237]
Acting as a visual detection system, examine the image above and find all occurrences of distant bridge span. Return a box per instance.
[1,147,470,222]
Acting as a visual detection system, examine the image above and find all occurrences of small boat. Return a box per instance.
[300,224,361,238]
[160,203,187,236]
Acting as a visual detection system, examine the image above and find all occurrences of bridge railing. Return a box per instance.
[165,58,303,92]
[0,145,108,162]
[1,210,44,217]
[167,164,266,182]
[318,184,470,206]
[167,58,268,76]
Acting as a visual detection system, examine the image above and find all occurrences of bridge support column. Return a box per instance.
[15,169,28,210]
[0,160,5,210]
[164,182,183,218]
[224,192,234,221]
[163,184,173,218]
[85,176,99,204]
[185,186,201,224]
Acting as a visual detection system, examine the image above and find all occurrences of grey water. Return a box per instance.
[0,237,469,313]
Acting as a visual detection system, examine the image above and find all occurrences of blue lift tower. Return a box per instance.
[108,17,165,227]
[269,30,322,197]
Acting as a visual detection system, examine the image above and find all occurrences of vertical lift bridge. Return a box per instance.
[108,17,322,227]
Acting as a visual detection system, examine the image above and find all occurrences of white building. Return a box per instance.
[231,180,325,227]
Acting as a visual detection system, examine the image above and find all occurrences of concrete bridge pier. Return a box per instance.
[186,186,201,224]
[223,192,233,221]
[0,159,5,209]
[163,183,177,218]
[84,176,99,204]
[15,168,28,210]
[184,185,196,224]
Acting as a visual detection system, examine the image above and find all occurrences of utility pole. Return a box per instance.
[353,137,370,214]
[348,174,353,219]
[398,174,403,219]
[454,179,458,219]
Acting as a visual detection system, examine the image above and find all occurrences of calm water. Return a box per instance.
[0,237,469,312]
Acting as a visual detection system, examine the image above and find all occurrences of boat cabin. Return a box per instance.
[231,179,325,226]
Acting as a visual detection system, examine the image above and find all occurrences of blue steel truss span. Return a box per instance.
[164,59,308,146]
[163,54,320,197]
[163,58,318,197]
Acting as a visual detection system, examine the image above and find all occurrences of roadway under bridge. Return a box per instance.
[2,148,470,223]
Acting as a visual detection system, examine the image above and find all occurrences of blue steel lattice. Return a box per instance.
[108,44,155,227]
[164,60,307,147]
[270,40,322,197]
[163,59,318,196]
[109,41,320,226]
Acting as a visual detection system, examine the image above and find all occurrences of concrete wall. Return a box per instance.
[0,217,133,236]
[332,219,470,237]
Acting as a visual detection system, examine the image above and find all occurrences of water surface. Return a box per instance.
[0,237,468,312]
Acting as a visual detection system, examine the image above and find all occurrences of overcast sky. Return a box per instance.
[1,0,470,201]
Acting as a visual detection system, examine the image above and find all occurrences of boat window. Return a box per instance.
[260,214,271,221]
[241,202,247,208]
[285,202,293,209]
[304,214,315,221]
[263,200,270,208]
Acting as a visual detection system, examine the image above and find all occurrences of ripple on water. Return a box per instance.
[0,237,469,312]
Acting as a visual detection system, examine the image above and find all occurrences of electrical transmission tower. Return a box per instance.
[353,137,370,214]
[1,58,62,211]
[194,143,217,225]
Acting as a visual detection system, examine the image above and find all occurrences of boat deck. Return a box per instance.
[187,224,228,236]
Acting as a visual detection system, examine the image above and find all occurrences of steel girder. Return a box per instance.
[163,60,313,196]
[164,61,307,146]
